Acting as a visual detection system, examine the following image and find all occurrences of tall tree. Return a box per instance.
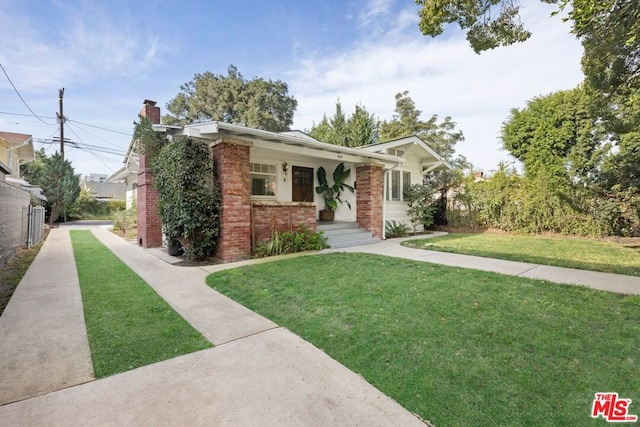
[40,152,80,224]
[501,87,604,183]
[309,100,379,147]
[20,147,47,184]
[380,91,464,160]
[164,65,298,132]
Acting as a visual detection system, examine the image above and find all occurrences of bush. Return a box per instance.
[254,225,328,257]
[385,220,409,238]
[405,184,436,233]
[112,203,137,238]
[153,136,221,260]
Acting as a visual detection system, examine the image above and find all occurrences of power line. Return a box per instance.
[66,125,114,171]
[67,119,132,136]
[0,111,57,120]
[67,121,127,150]
[0,63,56,126]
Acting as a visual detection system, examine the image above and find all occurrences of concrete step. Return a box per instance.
[316,222,381,249]
[317,221,360,232]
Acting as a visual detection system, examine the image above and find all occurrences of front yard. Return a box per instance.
[207,253,640,426]
[403,233,640,276]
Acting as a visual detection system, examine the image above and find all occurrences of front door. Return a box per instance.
[292,166,314,202]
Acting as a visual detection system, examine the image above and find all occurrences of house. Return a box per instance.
[112,100,451,261]
[107,144,139,209]
[81,174,126,202]
[0,131,46,266]
[0,132,35,182]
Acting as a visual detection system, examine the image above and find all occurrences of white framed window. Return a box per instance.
[387,148,405,157]
[387,170,411,202]
[250,163,277,197]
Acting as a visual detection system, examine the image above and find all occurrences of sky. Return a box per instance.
[0,0,584,177]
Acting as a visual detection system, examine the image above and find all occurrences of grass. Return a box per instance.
[0,233,48,316]
[206,253,640,426]
[70,230,212,378]
[402,233,640,276]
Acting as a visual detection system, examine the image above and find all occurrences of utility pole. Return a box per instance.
[57,88,65,159]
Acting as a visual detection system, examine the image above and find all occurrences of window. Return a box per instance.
[250,163,277,196]
[402,171,411,199]
[387,170,411,202]
[387,148,405,157]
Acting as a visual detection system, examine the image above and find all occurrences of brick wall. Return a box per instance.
[251,201,317,246]
[136,154,162,247]
[212,140,251,262]
[356,164,383,238]
[0,182,30,266]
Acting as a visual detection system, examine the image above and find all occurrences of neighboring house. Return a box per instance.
[0,131,35,182]
[107,145,139,209]
[0,131,46,266]
[115,100,452,262]
[81,175,125,202]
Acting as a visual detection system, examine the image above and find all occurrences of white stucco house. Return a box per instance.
[108,100,452,260]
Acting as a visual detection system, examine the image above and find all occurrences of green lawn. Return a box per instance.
[206,253,640,426]
[402,233,640,276]
[70,230,212,378]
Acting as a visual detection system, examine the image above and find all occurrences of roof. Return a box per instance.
[358,136,453,172]
[0,131,35,163]
[4,176,48,202]
[161,121,404,166]
[83,181,126,200]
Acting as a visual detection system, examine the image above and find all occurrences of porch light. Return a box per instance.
[282,161,289,181]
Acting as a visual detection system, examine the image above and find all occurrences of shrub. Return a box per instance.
[385,220,410,238]
[254,225,328,257]
[154,137,221,260]
[405,184,436,233]
[112,204,137,239]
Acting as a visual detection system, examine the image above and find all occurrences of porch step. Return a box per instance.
[317,221,381,249]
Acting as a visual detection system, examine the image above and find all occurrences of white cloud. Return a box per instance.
[289,2,583,172]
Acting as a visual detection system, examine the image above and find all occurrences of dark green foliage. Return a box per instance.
[315,162,354,211]
[153,137,221,260]
[404,184,437,233]
[384,220,410,238]
[134,115,167,158]
[379,91,464,160]
[309,100,379,147]
[254,225,328,257]
[164,65,297,132]
[40,152,80,224]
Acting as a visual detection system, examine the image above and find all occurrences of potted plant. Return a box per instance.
[315,162,354,221]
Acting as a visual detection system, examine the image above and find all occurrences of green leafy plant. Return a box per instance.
[153,136,221,260]
[254,224,328,257]
[385,220,409,238]
[315,162,355,212]
[405,184,436,233]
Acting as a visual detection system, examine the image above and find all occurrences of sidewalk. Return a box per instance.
[0,225,427,426]
[330,235,640,295]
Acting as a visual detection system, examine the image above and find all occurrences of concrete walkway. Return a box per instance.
[330,234,640,295]
[0,225,426,426]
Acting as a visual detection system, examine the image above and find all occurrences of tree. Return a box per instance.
[20,147,47,184]
[414,1,639,137]
[164,65,298,132]
[379,91,464,159]
[309,100,379,147]
[501,87,604,183]
[40,153,80,224]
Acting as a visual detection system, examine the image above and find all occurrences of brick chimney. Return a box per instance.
[140,99,161,124]
[137,99,162,248]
